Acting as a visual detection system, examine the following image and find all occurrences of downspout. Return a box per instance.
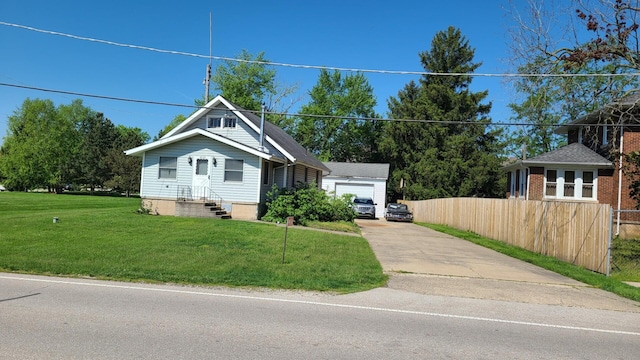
[283,159,288,188]
[616,125,624,236]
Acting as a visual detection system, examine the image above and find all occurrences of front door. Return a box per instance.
[192,157,211,200]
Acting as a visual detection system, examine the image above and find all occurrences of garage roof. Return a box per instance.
[323,162,390,179]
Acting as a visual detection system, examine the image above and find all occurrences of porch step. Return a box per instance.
[204,203,231,219]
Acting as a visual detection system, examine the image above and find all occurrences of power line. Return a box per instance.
[1,81,634,128]
[2,21,640,79]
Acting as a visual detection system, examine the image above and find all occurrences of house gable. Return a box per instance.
[162,95,329,173]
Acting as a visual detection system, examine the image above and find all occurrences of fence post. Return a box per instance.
[607,206,613,276]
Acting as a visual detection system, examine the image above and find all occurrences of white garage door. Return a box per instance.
[335,183,374,199]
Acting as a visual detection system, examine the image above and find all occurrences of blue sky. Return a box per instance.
[0,0,522,144]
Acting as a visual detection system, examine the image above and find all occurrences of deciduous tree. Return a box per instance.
[154,114,186,140]
[292,69,382,162]
[0,98,81,192]
[505,0,639,158]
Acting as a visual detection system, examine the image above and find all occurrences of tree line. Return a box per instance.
[0,99,148,195]
[207,26,505,201]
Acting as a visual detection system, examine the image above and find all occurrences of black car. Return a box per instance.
[384,203,413,222]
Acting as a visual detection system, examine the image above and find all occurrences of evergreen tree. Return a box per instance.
[77,112,118,193]
[381,26,504,201]
[106,125,149,197]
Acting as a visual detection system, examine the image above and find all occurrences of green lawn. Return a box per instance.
[0,192,387,293]
[419,223,640,303]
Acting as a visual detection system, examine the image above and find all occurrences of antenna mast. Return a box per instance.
[204,12,212,103]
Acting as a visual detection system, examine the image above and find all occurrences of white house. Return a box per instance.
[322,162,389,218]
[125,95,329,220]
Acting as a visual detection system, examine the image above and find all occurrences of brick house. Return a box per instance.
[503,93,640,233]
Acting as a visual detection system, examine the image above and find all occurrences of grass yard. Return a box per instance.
[611,237,640,282]
[0,192,387,293]
[420,223,640,303]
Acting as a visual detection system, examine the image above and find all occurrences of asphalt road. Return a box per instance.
[1,273,640,359]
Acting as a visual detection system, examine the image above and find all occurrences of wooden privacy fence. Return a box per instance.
[402,198,612,274]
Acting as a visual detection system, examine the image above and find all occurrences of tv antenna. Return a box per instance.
[203,12,212,103]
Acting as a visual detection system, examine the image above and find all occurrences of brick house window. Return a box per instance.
[583,171,594,198]
[564,171,575,197]
[545,169,597,200]
[545,170,557,196]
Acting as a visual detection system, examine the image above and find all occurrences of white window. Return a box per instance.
[223,117,237,128]
[159,157,177,179]
[582,171,594,198]
[224,159,243,182]
[602,126,609,145]
[207,117,221,128]
[545,170,557,197]
[207,115,236,129]
[564,171,575,197]
[544,168,597,200]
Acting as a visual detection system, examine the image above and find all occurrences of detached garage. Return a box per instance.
[322,162,389,218]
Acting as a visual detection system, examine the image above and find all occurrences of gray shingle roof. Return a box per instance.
[238,106,329,172]
[323,162,390,179]
[556,91,640,134]
[524,142,612,166]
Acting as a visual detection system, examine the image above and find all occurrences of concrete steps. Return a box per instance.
[204,202,232,219]
[175,201,231,219]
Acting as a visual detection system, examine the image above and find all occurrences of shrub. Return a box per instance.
[261,182,355,226]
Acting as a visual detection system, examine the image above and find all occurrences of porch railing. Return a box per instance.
[177,185,223,205]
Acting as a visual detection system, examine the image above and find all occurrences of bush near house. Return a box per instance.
[261,182,355,226]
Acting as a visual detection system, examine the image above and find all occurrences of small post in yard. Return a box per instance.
[282,216,294,264]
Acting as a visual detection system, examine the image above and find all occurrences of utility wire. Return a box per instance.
[1,81,634,128]
[2,21,640,78]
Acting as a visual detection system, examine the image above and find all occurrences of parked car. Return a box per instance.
[384,203,413,222]
[352,197,376,219]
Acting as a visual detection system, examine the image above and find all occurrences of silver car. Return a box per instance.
[352,197,376,218]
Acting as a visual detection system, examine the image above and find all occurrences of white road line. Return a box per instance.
[2,274,639,337]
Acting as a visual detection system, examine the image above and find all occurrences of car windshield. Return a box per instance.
[389,204,408,211]
[354,198,373,205]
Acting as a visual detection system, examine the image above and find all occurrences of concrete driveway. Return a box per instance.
[357,219,640,312]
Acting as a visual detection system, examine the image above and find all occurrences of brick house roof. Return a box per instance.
[503,142,613,170]
[556,92,640,134]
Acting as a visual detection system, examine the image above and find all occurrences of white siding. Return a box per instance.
[323,176,387,217]
[335,183,374,199]
[180,107,288,160]
[141,135,260,203]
